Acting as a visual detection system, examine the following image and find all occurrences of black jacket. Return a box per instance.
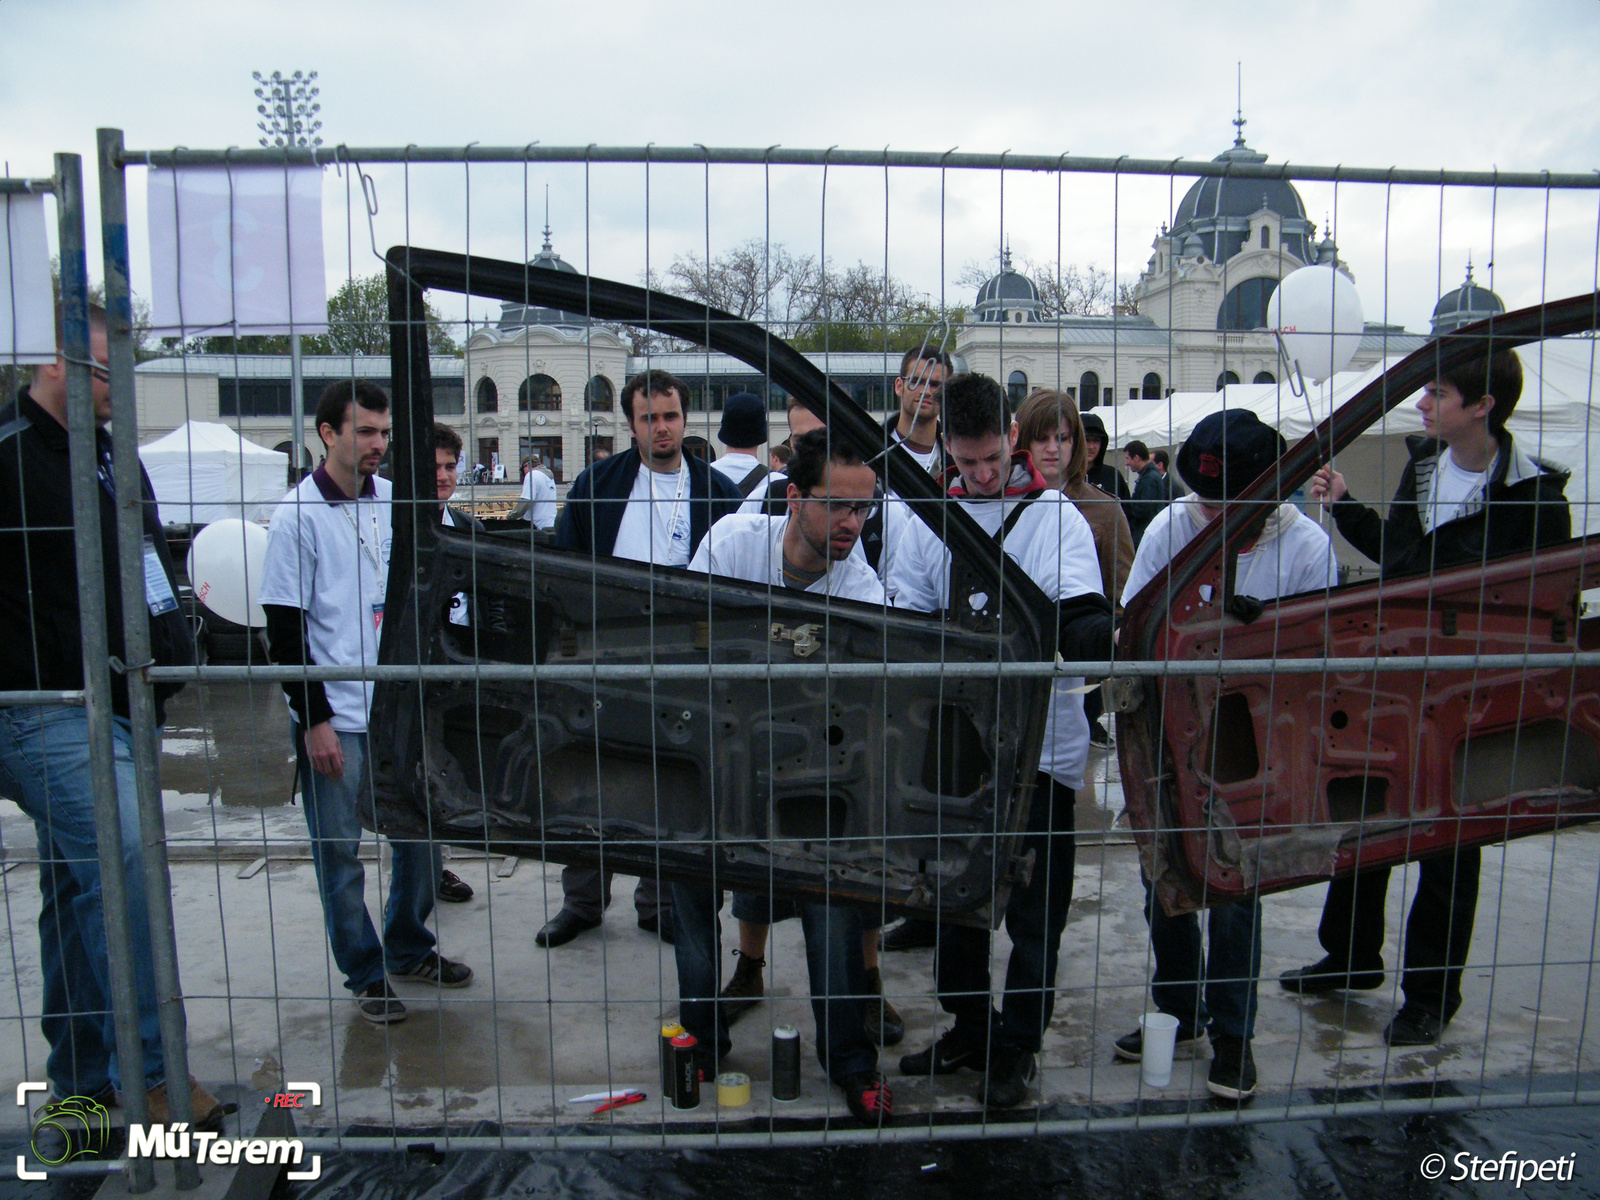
[555,447,743,557]
[1331,432,1571,579]
[1125,462,1169,545]
[0,390,193,721]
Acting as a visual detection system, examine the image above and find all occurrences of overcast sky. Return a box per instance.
[5,0,1599,335]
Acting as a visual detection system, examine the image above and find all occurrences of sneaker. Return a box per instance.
[862,966,905,1048]
[1383,1005,1446,1047]
[1279,956,1384,995]
[839,1072,893,1126]
[393,952,473,988]
[355,980,407,1024]
[437,869,474,903]
[880,918,940,952]
[980,1044,1036,1109]
[1206,1035,1257,1101]
[1112,1019,1206,1062]
[899,1025,988,1077]
[717,950,765,1027]
[1088,720,1112,748]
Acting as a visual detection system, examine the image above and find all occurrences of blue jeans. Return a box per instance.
[669,883,876,1083]
[936,775,1076,1053]
[0,707,164,1096]
[295,728,440,993]
[1143,873,1262,1041]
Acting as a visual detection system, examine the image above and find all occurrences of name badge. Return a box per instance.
[371,602,385,632]
[142,535,179,616]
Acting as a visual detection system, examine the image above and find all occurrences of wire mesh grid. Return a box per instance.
[0,138,1598,1175]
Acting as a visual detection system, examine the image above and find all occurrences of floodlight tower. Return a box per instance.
[252,70,322,479]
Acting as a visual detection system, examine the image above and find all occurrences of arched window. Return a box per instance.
[1007,370,1029,404]
[1216,277,1279,330]
[584,375,614,412]
[1216,370,1241,389]
[1141,372,1161,399]
[1078,371,1100,410]
[518,373,562,412]
[1260,226,1270,249]
[475,376,498,414]
[1253,371,1276,385]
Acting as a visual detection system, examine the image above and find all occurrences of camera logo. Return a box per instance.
[17,1082,109,1180]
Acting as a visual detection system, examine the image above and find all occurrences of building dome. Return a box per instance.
[974,248,1043,323]
[498,225,592,330]
[1169,118,1314,264]
[1431,262,1506,335]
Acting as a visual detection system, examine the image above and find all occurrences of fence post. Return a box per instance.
[55,149,157,1194]
[97,127,203,1191]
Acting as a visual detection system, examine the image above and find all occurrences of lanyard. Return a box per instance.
[649,461,689,558]
[340,495,384,578]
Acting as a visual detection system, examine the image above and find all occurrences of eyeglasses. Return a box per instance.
[802,495,879,520]
[85,361,110,383]
[900,374,943,392]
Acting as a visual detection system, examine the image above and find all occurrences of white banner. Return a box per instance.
[0,193,57,364]
[148,166,327,336]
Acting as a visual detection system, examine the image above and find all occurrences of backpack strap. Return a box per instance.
[738,463,769,493]
[998,489,1046,543]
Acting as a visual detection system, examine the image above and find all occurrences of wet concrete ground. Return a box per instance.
[0,683,1596,1143]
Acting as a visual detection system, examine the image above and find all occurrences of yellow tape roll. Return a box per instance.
[715,1071,751,1107]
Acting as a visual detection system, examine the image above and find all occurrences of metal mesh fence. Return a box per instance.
[0,134,1598,1183]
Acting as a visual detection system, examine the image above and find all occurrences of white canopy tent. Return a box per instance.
[139,421,290,526]
[1099,338,1600,536]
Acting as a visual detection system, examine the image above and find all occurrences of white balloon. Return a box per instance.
[187,518,270,628]
[1267,265,1365,383]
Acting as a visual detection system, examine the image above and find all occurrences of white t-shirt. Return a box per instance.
[519,468,558,529]
[736,472,905,586]
[886,490,1103,789]
[740,470,785,513]
[260,471,394,732]
[1121,497,1339,607]
[611,459,692,566]
[889,429,940,476]
[712,452,764,492]
[689,512,885,603]
[1423,448,1490,534]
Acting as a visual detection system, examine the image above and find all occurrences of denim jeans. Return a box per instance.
[669,883,876,1083]
[0,707,164,1096]
[295,728,441,993]
[1142,874,1262,1041]
[936,774,1076,1053]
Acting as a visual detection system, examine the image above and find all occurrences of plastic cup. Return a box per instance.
[1140,1012,1181,1087]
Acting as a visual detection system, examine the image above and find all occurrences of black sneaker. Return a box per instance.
[862,966,905,1047]
[438,869,474,903]
[355,980,407,1024]
[980,1044,1036,1109]
[881,918,940,952]
[839,1072,893,1126]
[1088,720,1112,748]
[717,950,765,1027]
[1112,1019,1206,1062]
[1279,956,1384,994]
[393,952,474,988]
[1383,1005,1446,1047]
[1207,1034,1257,1101]
[899,1025,988,1077]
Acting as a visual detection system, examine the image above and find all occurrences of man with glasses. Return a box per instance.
[677,427,893,1125]
[882,346,953,477]
[262,380,473,1025]
[0,303,225,1127]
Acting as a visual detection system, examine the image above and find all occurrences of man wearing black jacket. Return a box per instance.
[880,346,953,478]
[1281,345,1571,1046]
[538,369,744,948]
[0,305,219,1124]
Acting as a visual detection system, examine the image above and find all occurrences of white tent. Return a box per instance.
[139,421,289,526]
[1100,338,1600,536]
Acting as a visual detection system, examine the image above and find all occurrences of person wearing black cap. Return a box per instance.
[1281,346,1570,1047]
[1115,409,1338,1102]
[711,391,771,495]
[1079,411,1131,505]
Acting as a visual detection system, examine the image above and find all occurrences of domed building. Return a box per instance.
[957,117,1427,406]
[1431,261,1506,335]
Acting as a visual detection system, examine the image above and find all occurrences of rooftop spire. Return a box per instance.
[1232,62,1247,146]
[542,184,553,253]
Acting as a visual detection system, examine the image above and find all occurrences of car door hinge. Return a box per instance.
[770,622,823,658]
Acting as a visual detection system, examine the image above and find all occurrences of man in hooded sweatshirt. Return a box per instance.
[1114,409,1338,1102]
[1079,411,1131,505]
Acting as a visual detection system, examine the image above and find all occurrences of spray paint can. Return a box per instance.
[670,1033,700,1110]
[771,1024,801,1102]
[660,1022,685,1096]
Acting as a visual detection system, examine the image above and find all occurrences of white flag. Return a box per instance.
[148,166,327,336]
[0,193,56,363]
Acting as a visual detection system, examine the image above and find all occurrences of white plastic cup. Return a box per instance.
[1140,1012,1181,1087]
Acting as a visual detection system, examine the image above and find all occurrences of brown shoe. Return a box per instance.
[717,950,765,1026]
[141,1076,229,1132]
